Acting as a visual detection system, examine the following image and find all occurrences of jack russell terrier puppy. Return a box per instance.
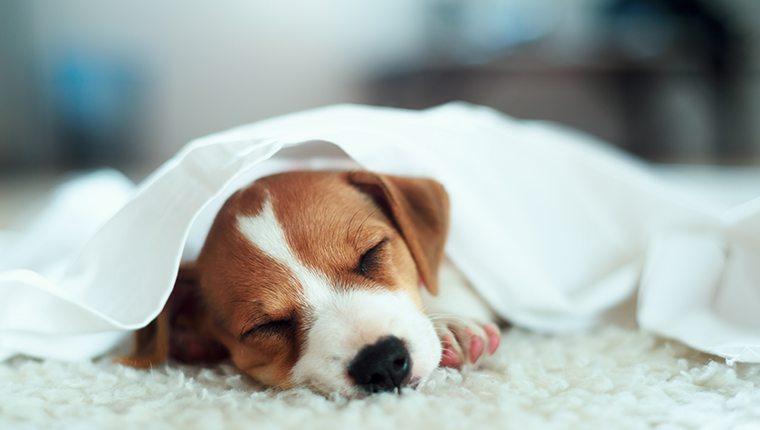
[118,170,501,396]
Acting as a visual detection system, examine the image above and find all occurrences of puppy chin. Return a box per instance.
[288,288,442,397]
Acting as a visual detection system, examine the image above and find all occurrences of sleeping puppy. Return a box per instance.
[118,171,501,396]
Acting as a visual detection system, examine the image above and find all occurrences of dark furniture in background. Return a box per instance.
[368,0,751,164]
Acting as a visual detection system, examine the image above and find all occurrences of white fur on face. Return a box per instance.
[290,287,442,396]
[237,196,442,396]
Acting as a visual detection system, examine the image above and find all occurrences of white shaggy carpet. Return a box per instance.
[3,326,760,430]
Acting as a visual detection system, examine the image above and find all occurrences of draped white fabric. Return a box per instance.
[2,103,759,363]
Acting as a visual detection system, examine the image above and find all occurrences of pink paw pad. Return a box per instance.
[469,335,484,363]
[483,324,501,355]
[439,335,461,368]
[465,327,485,363]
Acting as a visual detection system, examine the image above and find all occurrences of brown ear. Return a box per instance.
[348,171,450,295]
[114,263,229,368]
[113,300,170,368]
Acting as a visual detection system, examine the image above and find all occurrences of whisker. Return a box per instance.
[420,291,458,313]
[426,312,460,319]
[346,210,360,248]
[426,314,469,325]
[224,299,263,306]
[353,207,382,245]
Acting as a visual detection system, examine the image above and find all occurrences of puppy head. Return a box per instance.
[120,170,449,396]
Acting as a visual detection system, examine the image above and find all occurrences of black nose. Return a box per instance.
[348,336,411,394]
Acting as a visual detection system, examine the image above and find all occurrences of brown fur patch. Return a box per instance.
[192,183,305,387]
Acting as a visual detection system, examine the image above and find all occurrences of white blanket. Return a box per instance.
[2,102,759,363]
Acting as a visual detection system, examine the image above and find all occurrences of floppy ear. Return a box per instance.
[114,263,229,368]
[348,171,450,295]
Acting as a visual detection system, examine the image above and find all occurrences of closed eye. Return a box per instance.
[355,238,388,278]
[241,319,293,340]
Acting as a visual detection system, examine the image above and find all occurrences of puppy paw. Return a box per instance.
[435,318,501,369]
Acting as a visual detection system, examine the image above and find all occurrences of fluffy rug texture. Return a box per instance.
[3,326,760,430]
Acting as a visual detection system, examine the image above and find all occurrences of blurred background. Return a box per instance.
[2,0,760,222]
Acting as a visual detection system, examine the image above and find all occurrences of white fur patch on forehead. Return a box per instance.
[236,195,332,305]
[236,196,296,265]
